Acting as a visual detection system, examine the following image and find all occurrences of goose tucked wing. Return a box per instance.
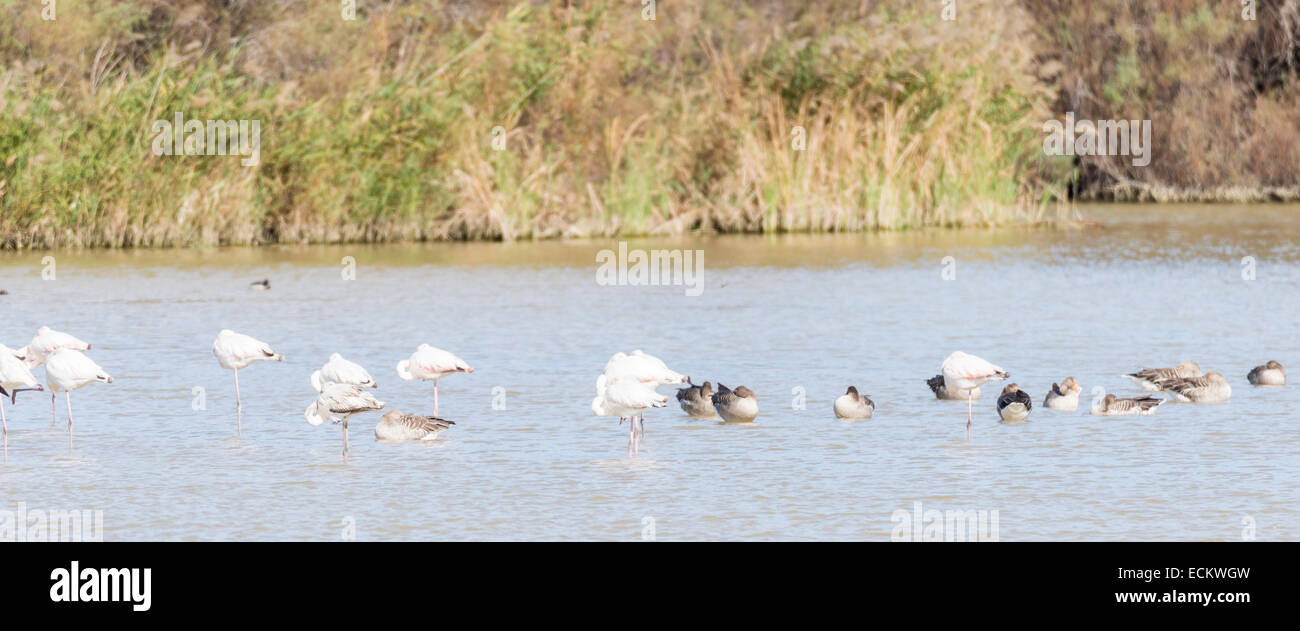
[399,414,455,433]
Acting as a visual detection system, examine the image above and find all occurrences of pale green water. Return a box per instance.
[0,203,1297,540]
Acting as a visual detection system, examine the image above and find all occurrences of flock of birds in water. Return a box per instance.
[0,319,1285,461]
[0,277,1287,460]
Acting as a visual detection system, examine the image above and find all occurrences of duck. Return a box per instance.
[995,384,1032,422]
[1247,361,1285,386]
[1157,371,1231,403]
[1091,393,1166,416]
[249,279,271,291]
[675,381,715,417]
[712,383,758,423]
[1043,377,1081,410]
[1124,360,1201,391]
[833,386,874,419]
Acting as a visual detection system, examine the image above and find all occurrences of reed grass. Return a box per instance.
[3,0,1070,248]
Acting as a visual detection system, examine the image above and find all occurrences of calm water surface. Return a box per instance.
[1,204,1297,540]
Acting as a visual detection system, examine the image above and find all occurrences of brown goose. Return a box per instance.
[926,374,980,400]
[1043,377,1081,410]
[712,384,758,423]
[676,381,716,417]
[1247,361,1285,386]
[995,384,1032,422]
[833,386,875,419]
[1124,360,1201,391]
[1091,393,1166,416]
[1157,371,1231,403]
[375,410,455,442]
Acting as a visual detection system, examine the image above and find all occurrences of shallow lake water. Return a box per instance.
[1,203,1297,540]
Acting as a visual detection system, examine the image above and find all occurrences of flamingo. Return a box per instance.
[211,329,283,435]
[592,377,667,456]
[396,344,473,417]
[940,351,1009,440]
[21,326,91,426]
[45,348,113,449]
[304,383,385,458]
[311,353,377,392]
[602,350,688,435]
[0,344,43,461]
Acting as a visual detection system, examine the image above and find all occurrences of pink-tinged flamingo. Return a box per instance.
[211,329,283,436]
[0,343,43,462]
[601,350,688,435]
[940,351,1009,440]
[396,344,473,417]
[592,376,668,457]
[21,326,91,426]
[45,348,113,450]
[311,353,377,392]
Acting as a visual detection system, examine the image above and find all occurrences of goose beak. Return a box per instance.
[1073,384,1082,393]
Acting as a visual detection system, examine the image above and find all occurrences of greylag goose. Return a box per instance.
[375,410,454,442]
[1091,393,1165,416]
[1124,360,1200,391]
[833,386,875,419]
[1158,371,1231,403]
[712,383,758,423]
[676,381,715,417]
[995,383,1032,422]
[1247,361,1285,386]
[1043,377,1081,410]
[941,351,1009,438]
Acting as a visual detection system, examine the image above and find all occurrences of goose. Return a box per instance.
[996,384,1032,422]
[1091,393,1166,416]
[212,329,283,435]
[833,386,875,419]
[926,374,980,401]
[1124,360,1201,391]
[1247,361,1285,386]
[712,383,758,423]
[45,348,113,449]
[675,381,715,417]
[396,344,473,417]
[1043,377,1081,410]
[1157,371,1231,403]
[305,383,385,457]
[592,377,667,456]
[375,410,454,442]
[311,353,377,392]
[940,352,1009,439]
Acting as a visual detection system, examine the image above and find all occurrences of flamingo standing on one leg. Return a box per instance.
[592,377,668,457]
[311,353,378,391]
[601,350,688,436]
[44,348,113,450]
[0,344,43,462]
[940,351,1009,440]
[304,383,385,459]
[396,344,473,417]
[212,329,284,436]
[20,326,91,426]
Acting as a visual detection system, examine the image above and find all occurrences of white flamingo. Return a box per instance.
[0,344,43,461]
[304,382,385,457]
[311,353,377,392]
[211,329,283,435]
[45,348,113,449]
[940,351,1009,440]
[21,326,91,426]
[396,344,473,417]
[592,376,667,456]
[601,350,688,435]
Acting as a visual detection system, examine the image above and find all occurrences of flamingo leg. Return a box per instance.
[66,392,73,451]
[2,397,8,464]
[627,417,634,458]
[50,390,56,426]
[966,390,973,441]
[342,419,350,459]
[433,381,440,417]
[233,368,243,437]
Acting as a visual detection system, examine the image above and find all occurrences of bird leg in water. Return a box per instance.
[966,390,973,441]
[66,392,74,451]
[433,381,440,417]
[1,397,7,464]
[234,369,243,437]
[342,419,350,459]
[627,417,634,458]
[50,390,56,426]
